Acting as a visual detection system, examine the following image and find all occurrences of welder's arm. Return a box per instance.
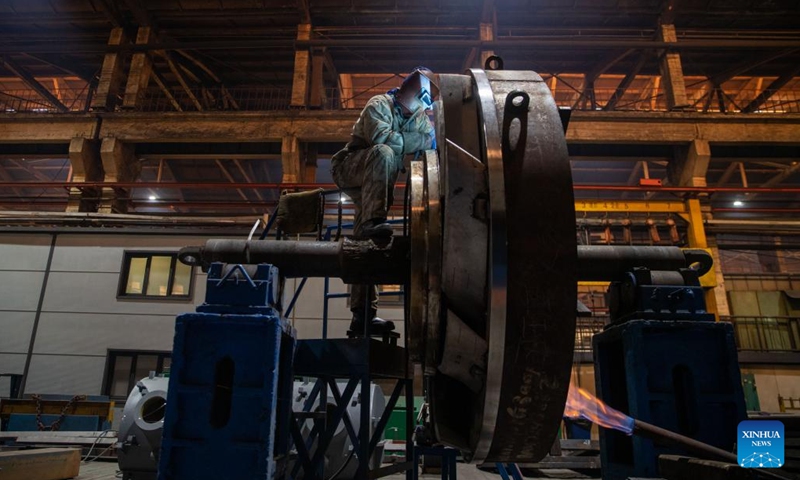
[364,104,433,154]
[362,102,405,157]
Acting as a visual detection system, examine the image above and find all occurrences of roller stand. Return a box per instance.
[593,264,747,480]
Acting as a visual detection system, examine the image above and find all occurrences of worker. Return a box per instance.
[331,67,439,335]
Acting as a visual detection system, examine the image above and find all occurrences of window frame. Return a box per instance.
[101,349,172,400]
[117,251,194,300]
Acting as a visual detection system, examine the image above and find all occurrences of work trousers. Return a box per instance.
[331,144,400,316]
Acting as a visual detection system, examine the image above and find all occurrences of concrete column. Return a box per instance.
[479,22,495,68]
[658,24,690,110]
[340,73,354,109]
[308,48,326,109]
[122,27,155,110]
[281,135,304,183]
[66,138,103,212]
[708,235,731,317]
[90,28,127,112]
[99,137,141,213]
[304,143,318,183]
[668,139,711,187]
[290,24,312,108]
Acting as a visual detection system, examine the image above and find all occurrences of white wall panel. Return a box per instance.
[42,271,200,315]
[0,353,26,397]
[25,354,105,395]
[0,311,35,353]
[33,312,176,356]
[50,234,228,273]
[0,234,52,271]
[0,271,45,311]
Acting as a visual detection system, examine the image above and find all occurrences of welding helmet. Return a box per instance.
[395,67,439,113]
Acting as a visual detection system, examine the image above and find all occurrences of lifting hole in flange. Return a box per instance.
[140,396,167,424]
[484,55,504,71]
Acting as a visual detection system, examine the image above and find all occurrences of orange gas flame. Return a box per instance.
[564,383,635,435]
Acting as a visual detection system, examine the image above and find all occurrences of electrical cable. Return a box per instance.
[83,442,115,462]
[81,429,115,462]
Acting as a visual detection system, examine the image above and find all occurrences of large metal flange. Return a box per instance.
[412,70,577,464]
[409,150,444,369]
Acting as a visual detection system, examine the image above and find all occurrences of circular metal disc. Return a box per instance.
[421,70,577,464]
[408,159,427,363]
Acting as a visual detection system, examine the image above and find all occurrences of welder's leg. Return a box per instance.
[332,144,398,234]
[331,145,396,332]
[351,284,379,320]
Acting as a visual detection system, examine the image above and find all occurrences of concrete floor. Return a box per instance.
[75,460,594,479]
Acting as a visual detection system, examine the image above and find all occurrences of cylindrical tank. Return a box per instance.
[290,379,386,479]
[116,374,169,480]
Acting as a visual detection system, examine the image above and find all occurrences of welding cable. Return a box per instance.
[83,443,116,462]
[82,429,115,462]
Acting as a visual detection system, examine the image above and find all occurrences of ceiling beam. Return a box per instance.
[95,0,138,39]
[0,162,23,197]
[23,54,97,84]
[709,48,798,86]
[462,0,495,70]
[119,0,156,27]
[159,51,203,110]
[716,162,740,186]
[741,63,800,113]
[296,0,311,24]
[760,162,800,189]
[603,52,648,110]
[587,49,635,81]
[8,37,800,56]
[1,56,68,112]
[215,159,250,202]
[150,66,183,111]
[174,50,239,109]
[8,159,55,182]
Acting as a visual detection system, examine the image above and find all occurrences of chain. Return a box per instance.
[32,394,88,431]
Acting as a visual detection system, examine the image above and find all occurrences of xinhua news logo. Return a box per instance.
[738,420,784,468]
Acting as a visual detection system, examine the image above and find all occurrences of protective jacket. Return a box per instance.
[339,93,434,169]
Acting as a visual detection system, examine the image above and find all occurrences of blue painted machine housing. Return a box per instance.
[158,262,295,480]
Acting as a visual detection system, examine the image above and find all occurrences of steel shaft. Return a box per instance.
[181,239,711,284]
[179,237,410,284]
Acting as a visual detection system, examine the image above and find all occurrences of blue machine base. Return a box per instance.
[157,312,294,480]
[593,319,747,480]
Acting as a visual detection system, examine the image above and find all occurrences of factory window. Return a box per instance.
[102,350,172,399]
[118,252,193,299]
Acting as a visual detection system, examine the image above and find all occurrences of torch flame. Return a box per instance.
[564,383,635,435]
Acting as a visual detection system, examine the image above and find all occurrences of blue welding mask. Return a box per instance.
[395,67,439,114]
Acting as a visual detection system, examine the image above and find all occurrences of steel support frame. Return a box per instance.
[289,351,414,480]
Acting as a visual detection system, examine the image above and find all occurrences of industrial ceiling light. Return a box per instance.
[733,200,744,207]
[149,195,157,201]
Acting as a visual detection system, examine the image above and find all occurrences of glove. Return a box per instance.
[429,131,437,150]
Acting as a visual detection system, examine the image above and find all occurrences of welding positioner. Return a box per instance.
[179,67,730,473]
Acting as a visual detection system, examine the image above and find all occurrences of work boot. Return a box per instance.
[349,312,395,336]
[359,218,393,239]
